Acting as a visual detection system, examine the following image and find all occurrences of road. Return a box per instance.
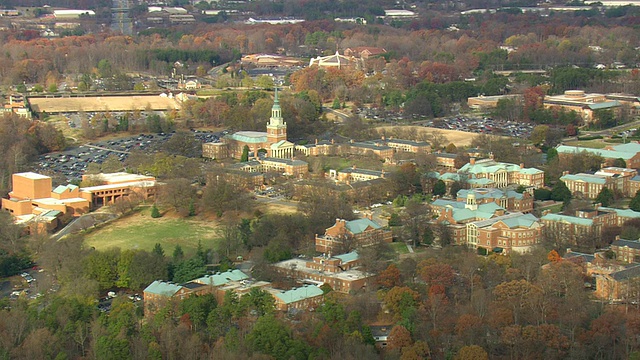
[562,118,640,142]
[322,107,351,122]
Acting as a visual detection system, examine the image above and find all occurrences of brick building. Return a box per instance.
[227,157,309,178]
[611,238,640,263]
[457,158,544,188]
[315,218,392,253]
[269,285,324,311]
[556,143,640,169]
[273,251,374,293]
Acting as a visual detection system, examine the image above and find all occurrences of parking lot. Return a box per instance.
[358,107,534,139]
[33,129,224,182]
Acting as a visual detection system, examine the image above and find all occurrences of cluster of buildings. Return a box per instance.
[564,236,640,302]
[431,188,542,254]
[143,217,391,316]
[1,172,156,232]
[467,90,640,124]
[560,167,640,199]
[144,269,323,315]
[557,142,640,169]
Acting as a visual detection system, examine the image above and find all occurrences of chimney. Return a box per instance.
[331,139,335,144]
[350,139,354,143]
[594,202,601,210]
[315,138,318,145]
[352,165,356,170]
[381,135,385,140]
[562,171,569,176]
[615,235,620,241]
[470,157,476,165]
[520,163,524,169]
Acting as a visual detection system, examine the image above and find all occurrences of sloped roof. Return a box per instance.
[334,251,359,263]
[499,213,539,228]
[587,101,621,110]
[556,145,635,160]
[229,131,268,144]
[346,218,382,234]
[274,285,323,304]
[560,173,608,185]
[611,264,640,281]
[564,251,595,263]
[195,269,249,286]
[599,207,640,220]
[144,280,183,296]
[611,142,640,153]
[52,185,73,194]
[540,213,593,226]
[432,199,465,209]
[519,167,544,175]
[612,239,640,249]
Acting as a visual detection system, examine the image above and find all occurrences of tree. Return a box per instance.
[241,145,249,162]
[247,315,309,360]
[387,325,413,350]
[455,345,488,360]
[550,181,571,203]
[595,187,614,207]
[630,190,640,212]
[101,154,122,173]
[378,264,402,289]
[433,180,446,196]
[150,204,161,218]
[172,244,184,263]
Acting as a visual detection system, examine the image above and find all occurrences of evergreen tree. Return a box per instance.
[173,244,184,263]
[595,187,614,207]
[188,199,196,217]
[630,191,640,212]
[433,180,446,196]
[150,204,161,218]
[241,145,249,162]
[332,97,341,109]
[152,243,165,257]
[550,181,571,202]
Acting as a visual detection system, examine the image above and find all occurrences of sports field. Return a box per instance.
[28,94,181,113]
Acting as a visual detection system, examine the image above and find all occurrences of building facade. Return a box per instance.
[315,218,392,253]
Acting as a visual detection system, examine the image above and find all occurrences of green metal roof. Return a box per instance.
[612,143,640,153]
[560,173,607,185]
[519,168,543,175]
[228,131,268,144]
[52,184,78,194]
[144,280,183,296]
[599,207,640,219]
[334,251,359,263]
[196,269,248,287]
[587,101,621,110]
[500,213,538,228]
[541,213,593,226]
[556,145,635,160]
[346,218,382,234]
[274,285,323,304]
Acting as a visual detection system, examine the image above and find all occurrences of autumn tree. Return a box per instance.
[455,345,488,360]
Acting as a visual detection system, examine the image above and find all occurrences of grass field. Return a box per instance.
[375,125,488,147]
[564,140,608,149]
[390,242,410,254]
[84,207,220,255]
[29,95,180,113]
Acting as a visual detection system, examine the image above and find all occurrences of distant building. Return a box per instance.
[273,251,375,293]
[53,9,95,18]
[433,192,542,253]
[457,158,544,188]
[269,285,324,311]
[544,90,622,123]
[227,157,309,178]
[467,94,522,110]
[343,47,386,59]
[556,143,640,169]
[331,167,386,183]
[1,172,157,232]
[315,218,392,253]
[203,90,296,160]
[611,237,640,264]
[309,51,358,70]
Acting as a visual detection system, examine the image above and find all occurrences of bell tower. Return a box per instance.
[267,88,287,144]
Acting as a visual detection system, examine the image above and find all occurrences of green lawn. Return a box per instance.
[84,209,220,255]
[390,242,410,254]
[564,140,608,149]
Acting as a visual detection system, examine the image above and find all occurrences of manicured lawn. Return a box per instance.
[564,140,607,149]
[390,242,410,254]
[84,208,220,255]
